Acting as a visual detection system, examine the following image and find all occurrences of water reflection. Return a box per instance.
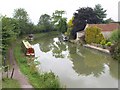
[33,33,119,88]
[52,38,67,58]
[68,43,105,77]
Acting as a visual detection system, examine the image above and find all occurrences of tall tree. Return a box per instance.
[57,18,67,33]
[13,8,31,35]
[72,7,100,38]
[2,16,17,55]
[52,10,66,30]
[13,8,29,22]
[37,14,53,32]
[94,4,107,23]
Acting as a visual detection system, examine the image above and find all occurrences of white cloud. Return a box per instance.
[0,0,119,24]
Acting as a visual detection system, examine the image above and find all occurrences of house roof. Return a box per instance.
[86,23,119,32]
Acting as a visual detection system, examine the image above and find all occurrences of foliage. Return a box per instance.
[100,40,106,45]
[110,28,120,62]
[52,10,65,25]
[14,41,60,88]
[110,41,120,62]
[105,42,112,47]
[2,16,17,55]
[67,17,74,37]
[52,10,67,33]
[73,7,99,31]
[13,8,35,35]
[37,14,53,32]
[94,4,107,23]
[13,8,29,22]
[104,18,114,24]
[85,26,105,44]
[109,30,119,43]
[72,4,107,39]
[57,18,67,33]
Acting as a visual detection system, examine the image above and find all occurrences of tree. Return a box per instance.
[37,14,53,32]
[52,10,66,32]
[72,7,101,39]
[94,4,107,23]
[57,18,67,33]
[13,8,29,22]
[52,10,65,24]
[13,8,31,35]
[67,17,74,38]
[104,18,114,24]
[2,16,17,55]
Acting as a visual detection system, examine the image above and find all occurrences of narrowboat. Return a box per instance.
[22,40,35,56]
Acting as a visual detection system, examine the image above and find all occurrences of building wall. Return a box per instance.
[76,31,84,40]
[102,29,118,39]
[101,31,112,39]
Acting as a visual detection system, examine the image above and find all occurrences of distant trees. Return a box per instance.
[104,18,114,23]
[13,8,34,35]
[13,8,29,22]
[37,14,53,32]
[37,10,67,33]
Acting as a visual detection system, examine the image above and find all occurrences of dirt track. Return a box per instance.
[8,48,34,89]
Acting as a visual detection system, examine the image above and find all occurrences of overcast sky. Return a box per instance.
[0,0,119,24]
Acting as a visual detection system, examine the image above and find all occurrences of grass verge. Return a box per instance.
[2,78,20,88]
[13,40,61,88]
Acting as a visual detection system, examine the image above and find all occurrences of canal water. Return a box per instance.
[32,33,119,88]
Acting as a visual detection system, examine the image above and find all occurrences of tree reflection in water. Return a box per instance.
[33,32,119,79]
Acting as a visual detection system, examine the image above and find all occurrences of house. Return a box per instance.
[76,23,119,40]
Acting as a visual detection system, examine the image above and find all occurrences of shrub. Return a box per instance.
[110,41,120,62]
[85,26,105,44]
[105,42,112,47]
[100,40,106,45]
[109,30,118,43]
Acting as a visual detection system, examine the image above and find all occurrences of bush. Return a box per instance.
[110,42,120,62]
[110,30,119,43]
[100,40,106,45]
[105,42,112,47]
[85,26,105,44]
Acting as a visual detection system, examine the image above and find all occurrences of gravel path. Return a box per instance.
[8,48,34,89]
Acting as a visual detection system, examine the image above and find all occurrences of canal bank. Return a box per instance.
[13,40,61,88]
[83,44,110,54]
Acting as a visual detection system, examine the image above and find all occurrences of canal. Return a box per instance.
[32,32,119,88]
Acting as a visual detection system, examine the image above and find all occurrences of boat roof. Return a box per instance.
[22,40,32,49]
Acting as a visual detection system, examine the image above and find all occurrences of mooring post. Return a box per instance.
[11,68,14,79]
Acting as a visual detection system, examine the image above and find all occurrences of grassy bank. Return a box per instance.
[2,78,20,88]
[13,40,61,88]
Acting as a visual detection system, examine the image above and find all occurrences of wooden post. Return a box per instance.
[11,68,14,79]
[7,66,8,78]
